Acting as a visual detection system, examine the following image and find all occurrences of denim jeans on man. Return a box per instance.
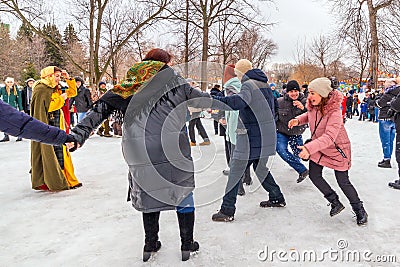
[220,157,284,216]
[379,119,396,159]
[78,112,87,123]
[276,132,307,174]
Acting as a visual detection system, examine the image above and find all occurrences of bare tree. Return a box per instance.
[327,0,394,89]
[0,0,171,86]
[309,34,344,77]
[235,28,277,69]
[166,0,274,89]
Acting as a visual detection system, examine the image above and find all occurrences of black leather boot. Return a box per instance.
[142,212,161,262]
[351,202,368,226]
[325,192,345,217]
[177,211,199,261]
[0,134,10,142]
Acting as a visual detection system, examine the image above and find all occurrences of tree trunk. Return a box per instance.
[201,16,209,91]
[184,0,189,78]
[367,0,379,90]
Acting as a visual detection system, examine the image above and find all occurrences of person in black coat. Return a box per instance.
[210,84,223,134]
[388,78,400,190]
[276,80,308,183]
[69,77,93,122]
[0,99,74,145]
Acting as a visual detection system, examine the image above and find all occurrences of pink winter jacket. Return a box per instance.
[296,90,351,171]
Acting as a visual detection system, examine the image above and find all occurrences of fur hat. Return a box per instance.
[25,78,35,83]
[235,59,252,76]
[286,80,300,91]
[308,77,333,98]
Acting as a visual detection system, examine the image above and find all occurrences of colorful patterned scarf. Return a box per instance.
[111,61,165,99]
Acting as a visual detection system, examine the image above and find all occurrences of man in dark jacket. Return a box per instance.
[21,78,35,114]
[376,79,400,168]
[389,79,400,190]
[69,77,93,122]
[210,84,223,134]
[211,59,285,222]
[0,99,74,145]
[276,80,308,183]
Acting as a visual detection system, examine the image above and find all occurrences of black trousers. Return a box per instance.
[188,113,209,143]
[394,115,400,177]
[308,160,361,205]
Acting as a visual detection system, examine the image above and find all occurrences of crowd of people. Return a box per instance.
[2,47,400,262]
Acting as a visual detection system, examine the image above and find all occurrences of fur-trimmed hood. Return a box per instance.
[306,89,343,114]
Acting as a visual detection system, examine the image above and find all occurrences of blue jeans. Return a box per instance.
[220,158,284,216]
[378,120,396,159]
[276,132,307,174]
[374,107,379,122]
[78,112,87,123]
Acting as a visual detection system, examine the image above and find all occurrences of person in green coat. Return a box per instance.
[0,77,23,142]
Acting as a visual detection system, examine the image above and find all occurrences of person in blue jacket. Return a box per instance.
[0,99,75,146]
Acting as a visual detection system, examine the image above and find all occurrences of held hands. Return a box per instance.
[297,146,310,160]
[64,134,80,152]
[288,119,299,129]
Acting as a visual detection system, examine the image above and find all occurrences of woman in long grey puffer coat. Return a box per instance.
[70,49,211,261]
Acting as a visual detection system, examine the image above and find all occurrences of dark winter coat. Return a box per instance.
[346,95,353,110]
[69,84,93,113]
[367,95,375,114]
[377,85,400,120]
[21,84,34,113]
[71,65,211,213]
[212,69,276,160]
[0,99,67,145]
[276,93,307,136]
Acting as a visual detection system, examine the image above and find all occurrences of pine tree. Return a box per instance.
[20,62,39,82]
[42,23,65,68]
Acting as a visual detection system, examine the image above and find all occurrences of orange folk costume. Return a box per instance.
[30,66,81,191]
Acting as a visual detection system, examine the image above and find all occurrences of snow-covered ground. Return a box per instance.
[0,118,399,266]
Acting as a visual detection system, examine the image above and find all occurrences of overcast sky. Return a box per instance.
[262,0,335,64]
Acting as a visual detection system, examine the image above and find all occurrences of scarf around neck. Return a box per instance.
[33,66,58,89]
[111,60,165,99]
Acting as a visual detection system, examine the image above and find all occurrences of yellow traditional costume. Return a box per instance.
[30,66,81,191]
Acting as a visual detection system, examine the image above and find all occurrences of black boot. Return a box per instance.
[378,159,391,168]
[260,196,286,208]
[238,182,245,196]
[177,211,199,261]
[389,179,400,190]
[0,134,10,142]
[142,212,161,262]
[351,202,368,226]
[325,193,345,217]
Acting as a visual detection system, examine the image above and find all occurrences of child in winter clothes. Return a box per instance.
[359,99,368,121]
[288,77,368,226]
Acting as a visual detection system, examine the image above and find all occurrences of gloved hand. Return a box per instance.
[65,134,79,152]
